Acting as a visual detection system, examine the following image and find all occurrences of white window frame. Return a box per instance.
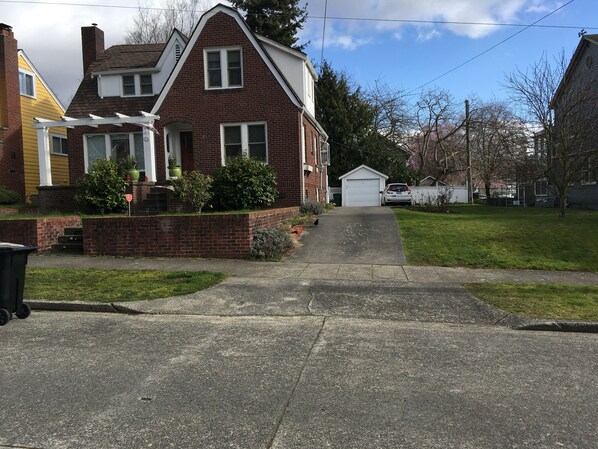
[50,134,68,156]
[204,47,243,90]
[581,158,597,185]
[121,74,153,97]
[534,180,549,197]
[19,69,36,98]
[220,122,267,165]
[83,132,144,172]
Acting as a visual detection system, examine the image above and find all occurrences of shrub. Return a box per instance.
[171,171,213,213]
[0,185,21,204]
[248,228,294,260]
[75,159,128,214]
[212,157,277,210]
[300,200,324,215]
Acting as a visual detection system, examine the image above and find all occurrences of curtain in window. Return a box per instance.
[86,135,106,169]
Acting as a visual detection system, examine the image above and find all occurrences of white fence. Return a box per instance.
[410,186,468,205]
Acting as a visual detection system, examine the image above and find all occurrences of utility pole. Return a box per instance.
[465,99,473,203]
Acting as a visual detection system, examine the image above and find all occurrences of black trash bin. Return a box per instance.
[0,243,37,326]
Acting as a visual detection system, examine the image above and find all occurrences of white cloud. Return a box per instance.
[305,0,545,46]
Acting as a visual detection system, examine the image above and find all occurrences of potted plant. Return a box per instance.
[123,155,140,182]
[168,156,182,178]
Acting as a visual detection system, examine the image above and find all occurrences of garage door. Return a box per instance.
[346,179,380,206]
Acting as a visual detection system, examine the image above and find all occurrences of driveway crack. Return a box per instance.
[266,316,327,449]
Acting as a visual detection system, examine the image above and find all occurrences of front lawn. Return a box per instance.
[395,205,598,271]
[465,283,598,321]
[24,268,226,303]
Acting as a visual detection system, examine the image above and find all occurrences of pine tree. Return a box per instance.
[229,0,308,50]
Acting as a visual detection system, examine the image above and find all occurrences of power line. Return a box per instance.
[0,0,595,32]
[407,0,578,95]
[320,0,328,69]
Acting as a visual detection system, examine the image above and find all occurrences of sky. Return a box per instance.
[2,0,596,112]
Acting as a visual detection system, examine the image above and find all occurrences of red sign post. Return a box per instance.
[125,194,133,216]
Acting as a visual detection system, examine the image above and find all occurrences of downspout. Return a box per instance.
[300,108,305,204]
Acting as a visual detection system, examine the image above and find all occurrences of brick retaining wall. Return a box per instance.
[82,207,299,259]
[0,216,81,253]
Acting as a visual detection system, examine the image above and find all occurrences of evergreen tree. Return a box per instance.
[230,0,308,50]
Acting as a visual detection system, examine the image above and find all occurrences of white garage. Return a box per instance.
[339,165,388,207]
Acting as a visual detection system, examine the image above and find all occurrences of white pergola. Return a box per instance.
[32,111,160,185]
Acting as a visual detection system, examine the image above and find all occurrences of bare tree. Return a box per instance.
[469,100,529,197]
[125,0,208,44]
[408,88,466,184]
[504,52,598,217]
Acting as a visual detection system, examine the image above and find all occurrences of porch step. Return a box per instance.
[52,227,83,254]
[137,188,169,215]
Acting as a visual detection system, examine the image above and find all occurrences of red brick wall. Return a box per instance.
[0,216,81,253]
[302,117,327,203]
[82,207,298,258]
[37,186,80,213]
[0,25,25,198]
[156,12,303,207]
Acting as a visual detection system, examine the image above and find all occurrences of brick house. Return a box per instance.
[35,4,329,209]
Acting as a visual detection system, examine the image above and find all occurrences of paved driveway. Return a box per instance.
[287,207,406,265]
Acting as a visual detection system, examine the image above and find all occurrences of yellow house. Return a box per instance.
[18,50,68,201]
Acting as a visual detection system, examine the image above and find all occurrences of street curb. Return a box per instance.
[514,321,598,333]
[28,300,598,333]
[28,300,120,314]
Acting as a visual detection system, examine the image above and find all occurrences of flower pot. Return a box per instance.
[127,168,140,182]
[169,166,182,178]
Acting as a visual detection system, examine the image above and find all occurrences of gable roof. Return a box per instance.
[152,4,303,113]
[89,43,165,74]
[339,164,388,180]
[18,50,66,112]
[551,33,598,107]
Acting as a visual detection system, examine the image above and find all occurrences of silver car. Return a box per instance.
[383,183,412,205]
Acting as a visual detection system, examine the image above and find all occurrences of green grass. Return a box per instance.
[464,283,598,321]
[395,205,598,271]
[24,268,226,303]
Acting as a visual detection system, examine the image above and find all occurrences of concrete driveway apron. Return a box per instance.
[287,206,406,265]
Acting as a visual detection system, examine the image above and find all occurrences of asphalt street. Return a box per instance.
[1,312,597,449]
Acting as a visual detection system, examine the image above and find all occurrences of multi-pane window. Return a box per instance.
[140,75,153,95]
[206,48,243,89]
[19,70,35,97]
[581,158,597,185]
[122,75,135,96]
[535,180,549,196]
[222,123,267,163]
[85,133,145,171]
[51,135,68,155]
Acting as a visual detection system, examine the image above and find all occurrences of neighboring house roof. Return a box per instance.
[339,164,389,180]
[18,50,66,112]
[419,176,447,186]
[551,33,598,107]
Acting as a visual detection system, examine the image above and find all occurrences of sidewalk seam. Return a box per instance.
[265,316,327,449]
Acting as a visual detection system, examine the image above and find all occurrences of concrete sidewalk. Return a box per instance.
[28,254,598,285]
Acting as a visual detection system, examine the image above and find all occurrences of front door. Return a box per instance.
[180,132,194,172]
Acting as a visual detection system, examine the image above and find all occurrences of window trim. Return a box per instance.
[50,134,68,156]
[121,74,154,97]
[220,122,267,165]
[19,69,36,98]
[204,47,243,90]
[534,180,549,197]
[83,132,145,172]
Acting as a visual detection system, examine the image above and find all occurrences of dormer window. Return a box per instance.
[121,74,153,97]
[140,75,153,95]
[122,75,135,96]
[205,48,243,89]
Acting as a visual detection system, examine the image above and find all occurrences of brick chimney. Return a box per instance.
[81,24,104,74]
[0,23,25,198]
